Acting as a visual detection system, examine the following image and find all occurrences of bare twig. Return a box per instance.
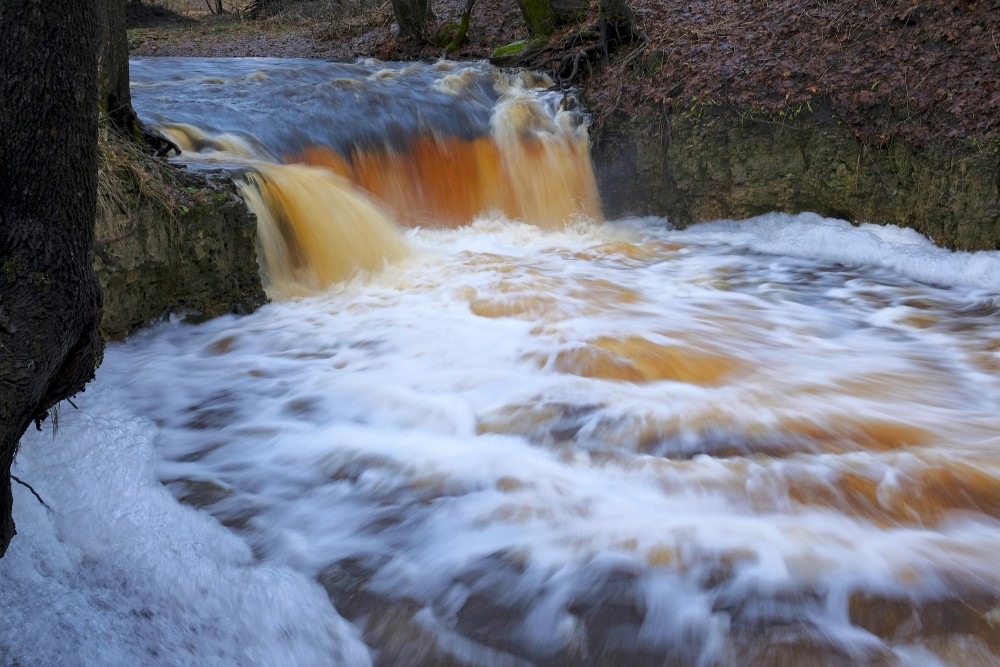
[617,35,649,69]
[11,475,52,512]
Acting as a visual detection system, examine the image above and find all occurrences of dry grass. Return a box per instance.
[97,121,181,233]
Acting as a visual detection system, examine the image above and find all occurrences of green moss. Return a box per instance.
[518,0,554,36]
[126,28,147,50]
[492,40,529,58]
[432,21,459,48]
[490,37,548,65]
[446,13,471,53]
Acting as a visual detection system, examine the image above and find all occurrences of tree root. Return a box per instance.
[142,126,182,158]
[517,5,645,89]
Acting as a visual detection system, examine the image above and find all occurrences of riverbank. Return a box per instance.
[129,0,999,143]
[96,129,266,338]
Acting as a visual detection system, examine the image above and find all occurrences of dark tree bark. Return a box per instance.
[391,0,432,43]
[446,0,476,52]
[0,2,104,556]
[101,0,140,137]
[100,0,179,156]
[515,0,554,36]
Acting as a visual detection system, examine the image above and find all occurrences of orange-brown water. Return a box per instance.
[111,57,1000,666]
[241,164,407,295]
[155,64,600,296]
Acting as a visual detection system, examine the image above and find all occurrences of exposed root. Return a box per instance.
[142,126,182,158]
[517,4,645,90]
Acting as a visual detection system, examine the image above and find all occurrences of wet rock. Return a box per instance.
[168,479,234,509]
[94,166,266,339]
[591,105,1000,251]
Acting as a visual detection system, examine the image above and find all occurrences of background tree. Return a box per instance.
[391,0,432,43]
[102,0,140,136]
[0,1,104,556]
[598,0,637,59]
[101,0,178,155]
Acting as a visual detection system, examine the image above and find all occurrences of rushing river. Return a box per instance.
[3,58,1000,667]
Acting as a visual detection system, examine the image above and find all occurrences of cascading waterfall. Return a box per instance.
[2,56,1000,667]
[150,59,600,295]
[240,164,408,295]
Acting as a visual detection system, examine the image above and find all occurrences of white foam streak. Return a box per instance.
[663,212,1000,292]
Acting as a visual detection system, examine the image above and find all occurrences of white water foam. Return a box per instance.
[4,214,1000,665]
[0,390,371,667]
[660,212,1000,293]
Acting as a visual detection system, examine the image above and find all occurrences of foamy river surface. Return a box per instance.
[2,58,1000,667]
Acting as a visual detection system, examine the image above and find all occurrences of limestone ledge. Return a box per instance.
[94,165,266,340]
[592,102,1000,252]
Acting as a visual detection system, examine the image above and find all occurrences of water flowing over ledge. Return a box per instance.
[129,57,600,297]
[3,57,1000,667]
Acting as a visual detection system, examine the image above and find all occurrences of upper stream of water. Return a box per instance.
[2,57,1000,667]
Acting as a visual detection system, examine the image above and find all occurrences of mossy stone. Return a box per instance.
[591,103,1000,251]
[432,21,459,48]
[515,0,555,36]
[490,37,549,66]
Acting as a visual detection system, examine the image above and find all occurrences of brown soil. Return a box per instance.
[128,0,1000,146]
[588,0,1000,147]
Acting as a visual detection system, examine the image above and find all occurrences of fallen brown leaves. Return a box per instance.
[589,0,1000,146]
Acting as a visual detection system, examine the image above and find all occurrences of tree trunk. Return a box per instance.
[100,0,141,137]
[99,0,179,155]
[446,0,476,52]
[514,0,554,36]
[391,0,432,42]
[0,1,104,557]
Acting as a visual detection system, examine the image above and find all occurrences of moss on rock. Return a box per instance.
[432,21,460,48]
[490,37,549,66]
[515,0,555,36]
[94,163,266,339]
[591,102,1000,251]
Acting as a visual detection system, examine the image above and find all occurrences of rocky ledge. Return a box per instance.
[95,159,266,340]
